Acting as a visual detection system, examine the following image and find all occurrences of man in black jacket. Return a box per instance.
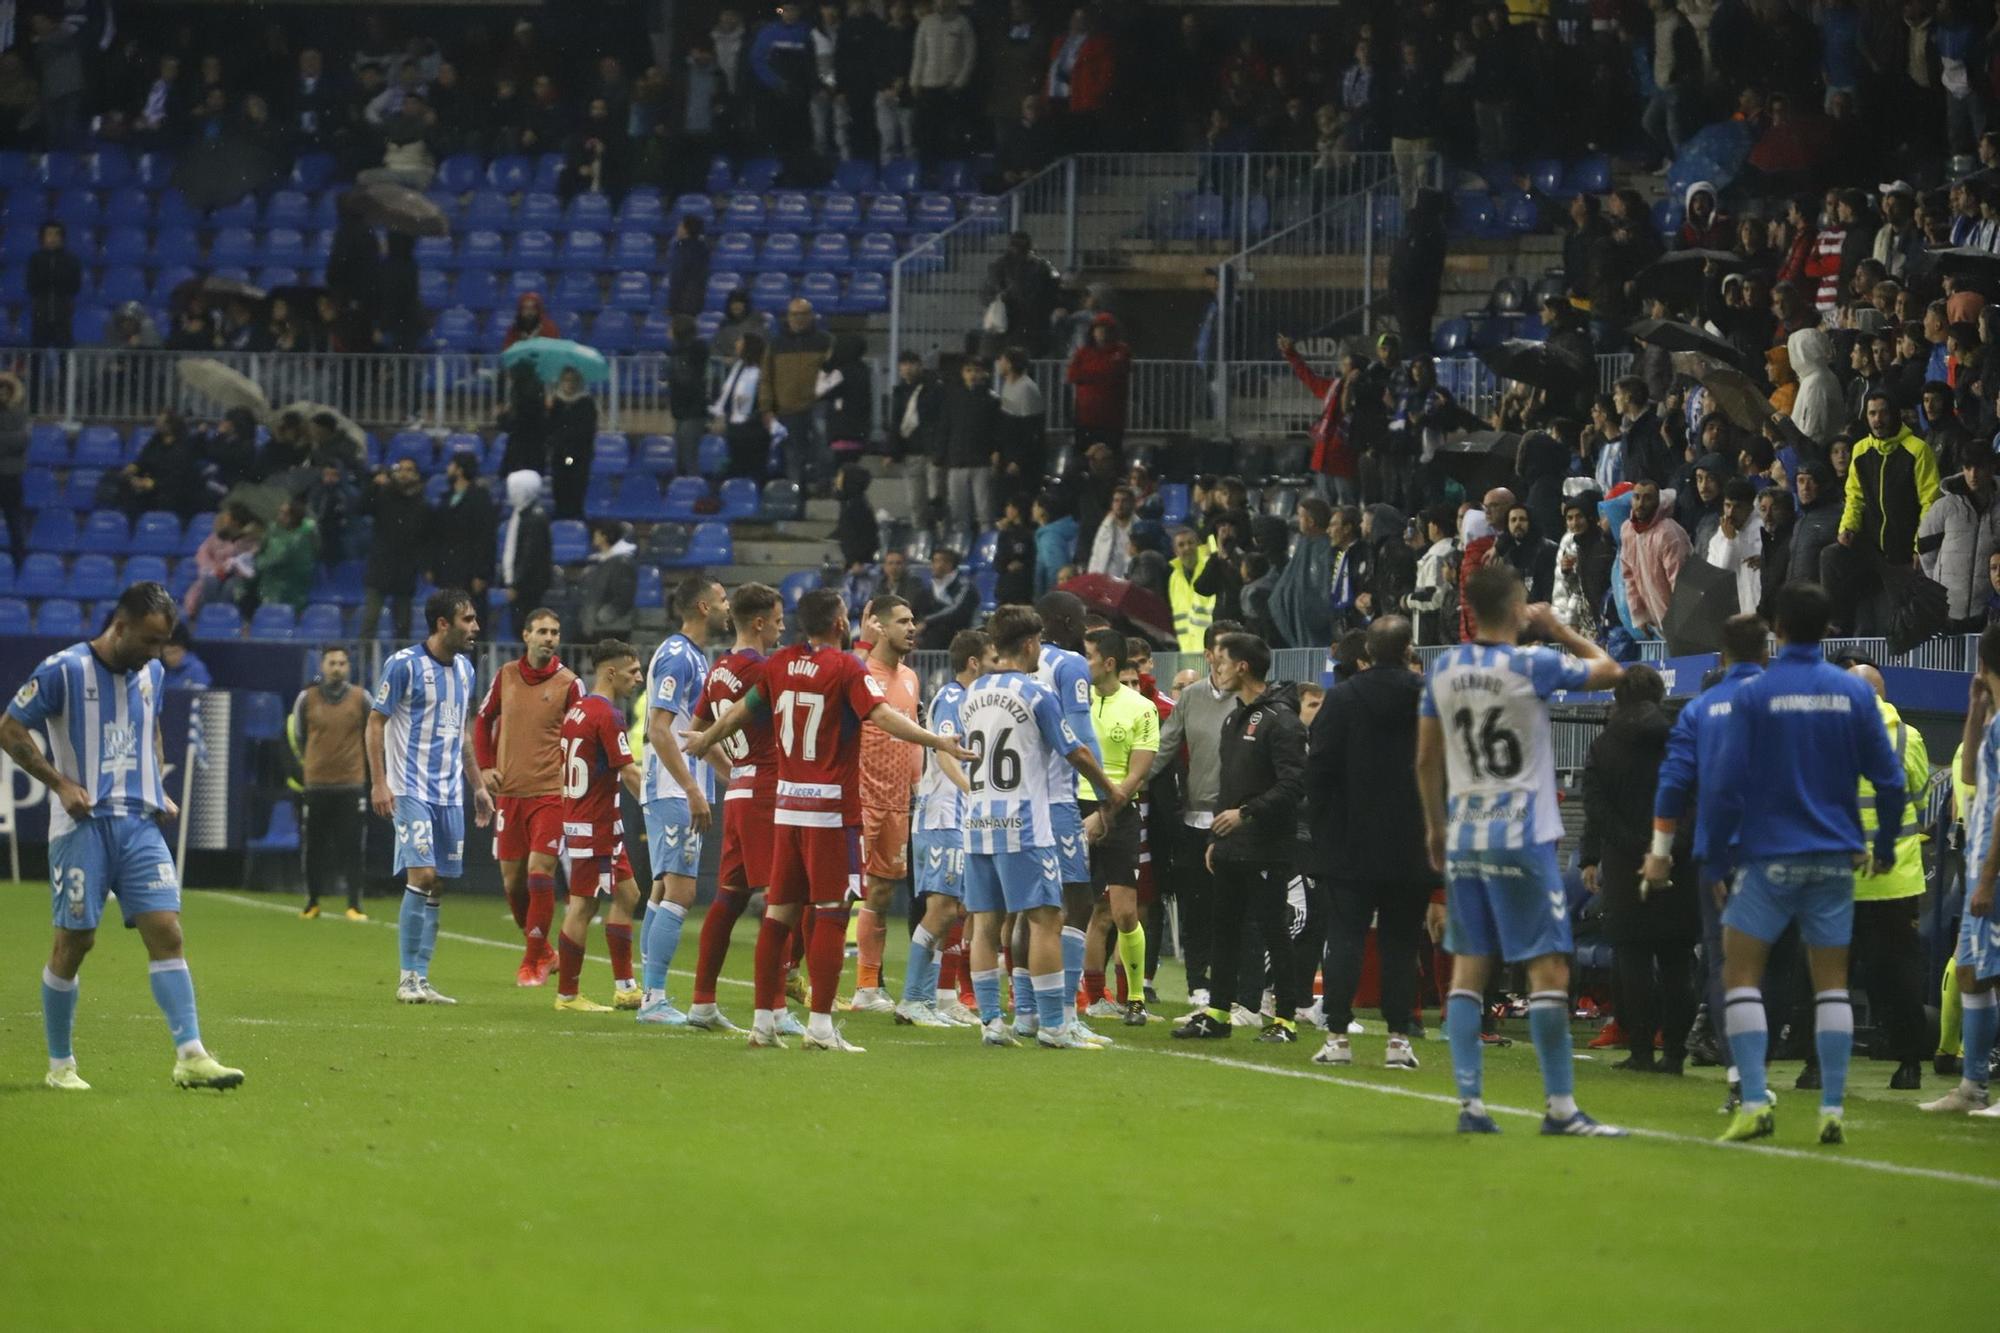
[429,451,499,629]
[891,352,946,529]
[1174,632,1308,1044]
[27,223,82,349]
[361,456,428,640]
[918,548,978,649]
[1305,616,1435,1068]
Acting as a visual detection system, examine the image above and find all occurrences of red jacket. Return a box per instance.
[1047,33,1115,113]
[502,292,559,349]
[1458,532,1497,643]
[1065,315,1131,432]
[1282,346,1356,480]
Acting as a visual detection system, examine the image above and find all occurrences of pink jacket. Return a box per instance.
[183,529,257,616]
[1620,490,1691,631]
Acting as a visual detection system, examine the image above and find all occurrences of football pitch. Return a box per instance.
[1,885,1992,1331]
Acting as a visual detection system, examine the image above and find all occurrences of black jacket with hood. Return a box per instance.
[1211,681,1306,866]
[1305,662,1432,883]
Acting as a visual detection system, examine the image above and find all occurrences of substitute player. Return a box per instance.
[5,581,243,1092]
[896,628,992,1027]
[636,575,731,1026]
[852,593,923,1014]
[370,589,496,1006]
[961,605,1124,1050]
[1028,591,1103,1040]
[1077,628,1157,1026]
[1416,566,1626,1136]
[686,581,790,1035]
[551,640,647,1012]
[685,589,971,1053]
[472,608,582,987]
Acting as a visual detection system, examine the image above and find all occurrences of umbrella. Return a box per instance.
[171,138,281,211]
[1628,317,1749,368]
[1631,252,1745,307]
[1060,573,1174,646]
[1669,352,1774,432]
[502,337,610,384]
[1477,339,1591,393]
[269,400,368,467]
[1885,566,1950,655]
[222,481,288,526]
[170,275,269,313]
[1436,429,1520,457]
[344,181,450,238]
[1661,557,1738,656]
[1663,120,1756,199]
[177,359,269,416]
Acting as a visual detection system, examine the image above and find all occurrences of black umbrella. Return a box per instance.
[170,275,268,312]
[1477,340,1591,392]
[1631,250,1746,305]
[1927,247,2000,285]
[1885,566,1950,655]
[1628,318,1748,367]
[1661,557,1738,656]
[1435,430,1522,495]
[1669,351,1774,431]
[344,181,450,238]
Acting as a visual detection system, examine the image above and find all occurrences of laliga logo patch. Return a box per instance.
[375,679,391,704]
[12,678,36,708]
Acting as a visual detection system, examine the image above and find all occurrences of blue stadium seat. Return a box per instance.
[64,468,103,510]
[52,188,100,228]
[771,191,811,228]
[290,153,337,191]
[583,473,620,520]
[455,270,501,311]
[682,522,733,569]
[927,159,975,192]
[595,433,631,473]
[552,309,583,340]
[1,221,40,257]
[194,601,242,638]
[432,305,478,350]
[27,422,68,465]
[35,599,83,637]
[799,271,840,309]
[154,189,201,228]
[1434,317,1472,354]
[30,510,78,553]
[78,510,128,554]
[696,434,728,478]
[974,568,998,612]
[96,265,146,305]
[738,157,781,190]
[853,232,897,270]
[750,272,792,314]
[248,604,297,640]
[591,312,636,353]
[843,272,888,314]
[758,231,803,272]
[880,159,919,193]
[152,226,201,269]
[0,599,28,636]
[512,229,556,267]
[672,193,716,225]
[832,160,876,194]
[387,430,433,469]
[608,270,653,311]
[1566,154,1613,194]
[613,230,654,266]
[696,311,723,340]
[262,227,306,264]
[723,193,766,231]
[487,155,532,191]
[419,268,451,308]
[180,512,214,555]
[635,564,664,609]
[913,193,954,229]
[123,554,169,585]
[778,569,818,611]
[807,232,851,271]
[307,194,340,233]
[617,188,666,232]
[613,473,666,520]
[506,269,548,302]
[464,189,513,232]
[1500,192,1540,234]
[705,154,736,193]
[254,267,302,292]
[970,528,999,570]
[16,553,66,597]
[550,519,589,563]
[704,271,745,310]
[637,436,678,476]
[1159,482,1189,526]
[210,226,257,266]
[663,475,710,520]
[554,270,600,311]
[0,150,29,188]
[817,192,861,231]
[531,154,565,193]
[566,193,613,229]
[436,153,483,192]
[559,230,607,272]
[86,147,133,188]
[100,225,147,265]
[298,603,344,640]
[864,195,909,233]
[519,191,562,230]
[209,194,257,228]
[713,231,756,268]
[67,553,119,599]
[71,305,112,345]
[263,189,310,229]
[717,477,759,521]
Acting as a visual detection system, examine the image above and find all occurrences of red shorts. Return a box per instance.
[494,794,563,862]
[860,804,910,881]
[718,790,776,892]
[567,849,634,899]
[767,822,861,907]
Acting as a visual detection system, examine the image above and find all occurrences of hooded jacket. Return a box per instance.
[1790,462,1844,585]
[1621,488,1692,630]
[1555,524,1609,633]
[1305,663,1432,882]
[1679,180,1731,250]
[1270,527,1332,650]
[1786,327,1844,446]
[1842,423,1942,562]
[1517,431,1569,541]
[1211,681,1306,866]
[502,293,558,349]
[1066,315,1131,433]
[499,470,553,607]
[1368,503,1417,611]
[580,535,637,639]
[815,334,873,444]
[1916,472,1998,619]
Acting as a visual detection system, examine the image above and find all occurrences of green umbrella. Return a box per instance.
[501,337,610,384]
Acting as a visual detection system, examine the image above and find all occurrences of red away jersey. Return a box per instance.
[560,693,634,857]
[748,642,887,828]
[695,648,779,803]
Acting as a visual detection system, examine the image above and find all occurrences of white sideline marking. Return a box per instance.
[204,892,2000,1193]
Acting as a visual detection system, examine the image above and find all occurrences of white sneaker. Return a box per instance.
[775,1009,807,1037]
[1297,999,1326,1029]
[1037,1023,1103,1050]
[1084,998,1125,1018]
[1918,1084,1990,1112]
[846,987,897,1014]
[1072,1019,1114,1047]
[687,1004,743,1034]
[635,997,689,1026]
[1968,1100,2000,1118]
[1385,1036,1420,1069]
[937,997,980,1026]
[1013,1014,1041,1038]
[1312,1035,1353,1066]
[895,1000,952,1028]
[1229,1004,1261,1028]
[418,979,457,1006]
[395,971,426,1003]
[1188,988,1211,1009]
[747,1026,787,1049]
[802,1023,867,1053]
[982,1018,1021,1046]
[44,1062,89,1091]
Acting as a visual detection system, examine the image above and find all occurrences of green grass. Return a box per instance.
[0,883,1991,1331]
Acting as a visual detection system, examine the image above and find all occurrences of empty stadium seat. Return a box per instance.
[750,273,793,313]
[16,553,66,598]
[807,233,852,271]
[0,599,29,636]
[248,604,297,640]
[758,232,803,272]
[881,159,919,192]
[194,601,242,638]
[594,433,631,473]
[617,189,666,231]
[35,599,83,637]
[682,522,733,568]
[778,569,818,611]
[298,603,345,639]
[551,519,589,563]
[123,555,169,585]
[78,510,129,553]
[636,436,679,476]
[663,476,710,520]
[696,434,728,478]
[717,477,759,520]
[68,553,119,600]
[613,472,666,520]
[608,270,653,311]
[29,510,78,553]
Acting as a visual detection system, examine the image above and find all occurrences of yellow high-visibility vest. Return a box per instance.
[1168,548,1213,654]
[1856,698,1927,902]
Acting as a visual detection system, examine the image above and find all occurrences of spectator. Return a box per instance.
[992,494,1037,604]
[1620,479,1691,636]
[870,548,933,613]
[891,350,945,528]
[1756,488,1796,616]
[996,93,1056,186]
[940,355,999,532]
[1389,188,1448,352]
[28,13,84,150]
[982,231,1059,355]
[919,548,978,649]
[981,0,1045,148]
[359,455,426,639]
[1681,181,1730,249]
[286,47,340,149]
[0,371,26,567]
[749,1,813,157]
[1917,445,1999,631]
[1498,503,1557,604]
[710,330,768,481]
[357,91,439,190]
[871,0,920,165]
[665,316,711,476]
[761,298,833,491]
[1306,615,1432,1067]
[159,624,214,690]
[1338,38,1381,151]
[547,367,598,519]
[429,452,497,625]
[909,0,975,162]
[374,232,426,352]
[1386,42,1440,211]
[1325,505,1374,632]
[1043,5,1113,151]
[1580,664,1698,1074]
[1613,376,1673,487]
[1049,281,1116,357]
[560,96,628,198]
[498,471,554,642]
[497,361,549,478]
[664,216,710,318]
[1066,314,1131,453]
[1269,496,1334,650]
[1408,504,1459,645]
[1921,380,1972,476]
[1365,504,1416,624]
[1085,485,1137,578]
[1166,527,1215,653]
[1789,459,1844,586]
[1127,521,1172,607]
[1700,477,1765,615]
[1455,487,1511,642]
[1033,491,1077,597]
[110,411,203,519]
[503,292,557,349]
[1555,494,1611,636]
[993,347,1045,500]
[26,223,82,349]
[1832,391,1941,632]
[816,333,873,470]
[1787,328,1844,446]
[1677,452,1727,546]
[578,520,637,640]
[183,502,262,619]
[300,458,357,569]
[833,462,879,568]
[252,499,319,614]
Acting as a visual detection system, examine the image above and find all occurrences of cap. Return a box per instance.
[1879,179,1916,197]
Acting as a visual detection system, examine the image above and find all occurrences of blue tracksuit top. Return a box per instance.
[1706,643,1905,878]
[1652,661,1763,870]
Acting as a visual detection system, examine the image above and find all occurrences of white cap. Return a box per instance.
[1878,179,1916,197]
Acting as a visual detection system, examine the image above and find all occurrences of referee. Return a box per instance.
[1081,629,1160,1026]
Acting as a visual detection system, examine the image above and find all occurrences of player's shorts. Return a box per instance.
[1722,852,1855,949]
[643,797,703,879]
[913,826,965,900]
[861,803,911,880]
[1080,800,1141,890]
[965,847,1063,915]
[393,795,465,879]
[1443,842,1571,964]
[1957,905,2000,981]
[568,848,635,899]
[717,791,776,892]
[49,814,179,930]
[493,793,563,862]
[1049,802,1089,885]
[768,821,862,906]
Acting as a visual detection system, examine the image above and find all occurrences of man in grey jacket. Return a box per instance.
[1917,445,1998,632]
[580,520,638,639]
[1154,619,1244,1010]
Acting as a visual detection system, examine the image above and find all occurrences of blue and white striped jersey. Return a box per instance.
[960,671,1082,853]
[372,644,478,804]
[641,633,713,803]
[915,680,966,832]
[1035,643,1099,804]
[1419,642,1589,852]
[7,643,168,837]
[1966,713,2000,876]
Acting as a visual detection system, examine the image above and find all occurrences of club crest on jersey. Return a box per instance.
[138,674,154,708]
[100,723,137,776]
